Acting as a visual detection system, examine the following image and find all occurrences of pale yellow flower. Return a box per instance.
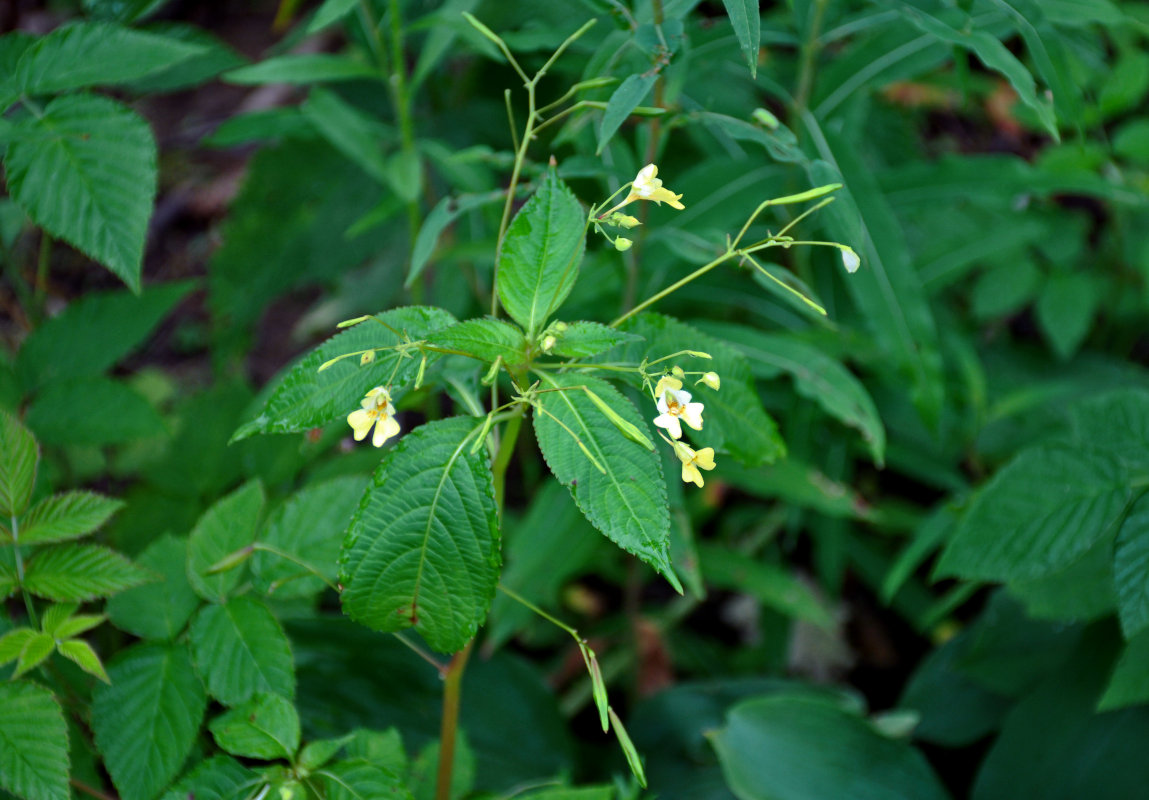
[653,384,704,440]
[627,164,685,209]
[347,386,401,447]
[674,441,716,487]
[697,372,721,390]
[653,375,682,398]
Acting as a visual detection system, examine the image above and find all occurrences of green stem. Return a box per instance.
[491,406,525,508]
[611,251,735,327]
[498,583,579,637]
[387,0,421,279]
[793,0,829,117]
[10,514,37,627]
[435,640,473,800]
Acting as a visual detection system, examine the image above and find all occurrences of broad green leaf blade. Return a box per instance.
[14,22,204,94]
[19,492,124,546]
[320,759,411,800]
[549,322,640,359]
[1114,492,1149,637]
[533,372,678,590]
[92,643,207,800]
[407,192,500,288]
[51,613,104,640]
[1036,272,1099,360]
[1099,628,1149,711]
[710,694,948,800]
[703,322,886,465]
[340,417,500,654]
[13,632,55,678]
[0,410,38,518]
[0,629,38,665]
[0,681,69,800]
[57,639,110,683]
[189,596,295,706]
[936,445,1130,582]
[298,737,351,771]
[26,377,165,445]
[23,544,152,601]
[233,306,456,440]
[1068,390,1149,474]
[252,476,365,599]
[618,314,785,466]
[721,0,760,77]
[14,281,193,391]
[187,481,265,603]
[209,693,300,761]
[5,94,156,291]
[426,318,529,366]
[159,755,259,800]
[107,534,201,640]
[597,74,657,154]
[497,168,586,337]
[0,32,36,111]
[301,87,391,184]
[224,54,377,85]
[698,543,834,628]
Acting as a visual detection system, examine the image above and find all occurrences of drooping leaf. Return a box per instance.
[92,643,207,800]
[224,54,377,85]
[189,596,295,706]
[18,492,124,546]
[23,544,152,601]
[533,372,678,590]
[107,535,201,640]
[497,168,586,337]
[597,73,657,154]
[721,0,761,77]
[0,681,70,800]
[425,318,529,366]
[0,410,38,518]
[158,755,259,800]
[232,307,456,440]
[5,94,157,291]
[340,417,500,654]
[209,693,300,761]
[187,481,265,603]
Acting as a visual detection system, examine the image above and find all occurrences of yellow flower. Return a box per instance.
[697,372,721,390]
[674,441,716,487]
[347,386,401,447]
[653,375,682,398]
[627,164,685,209]
[653,384,704,440]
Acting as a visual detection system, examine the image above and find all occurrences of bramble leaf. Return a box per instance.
[0,681,70,800]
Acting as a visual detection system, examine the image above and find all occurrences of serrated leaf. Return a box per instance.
[14,22,204,95]
[5,93,156,291]
[159,755,259,800]
[497,168,586,337]
[26,377,165,445]
[233,306,456,440]
[721,0,760,77]
[189,596,295,706]
[57,639,110,683]
[319,759,411,800]
[345,728,407,773]
[1114,492,1149,638]
[18,492,124,546]
[51,614,104,640]
[298,736,352,771]
[937,445,1130,581]
[0,628,37,665]
[301,88,391,184]
[92,643,207,800]
[0,410,38,518]
[107,534,201,640]
[0,681,70,800]
[209,693,300,761]
[597,74,657,154]
[38,603,77,636]
[550,321,639,359]
[252,476,365,599]
[13,632,54,678]
[224,54,377,85]
[23,544,152,601]
[426,318,528,366]
[533,372,678,589]
[340,417,499,654]
[187,481,265,603]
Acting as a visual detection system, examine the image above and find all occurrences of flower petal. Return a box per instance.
[347,409,375,441]
[654,376,683,397]
[372,414,401,447]
[694,447,716,470]
[682,403,705,431]
[654,414,683,440]
[681,462,704,487]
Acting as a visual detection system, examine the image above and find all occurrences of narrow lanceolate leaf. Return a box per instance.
[1114,492,1149,638]
[0,681,70,800]
[92,643,207,800]
[7,93,154,291]
[497,168,586,337]
[224,54,377,85]
[57,639,110,683]
[0,628,37,665]
[18,492,125,546]
[209,693,300,761]
[937,445,1130,582]
[107,535,201,641]
[159,755,259,800]
[233,306,456,440]
[187,481,265,603]
[14,22,205,95]
[425,318,529,366]
[23,544,153,601]
[340,417,500,654]
[0,410,38,518]
[189,596,295,706]
[301,87,391,184]
[320,759,411,800]
[721,0,761,77]
[597,73,657,154]
[13,632,55,678]
[533,372,679,590]
[550,322,640,359]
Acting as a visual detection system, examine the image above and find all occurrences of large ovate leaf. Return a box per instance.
[23,544,152,601]
[319,759,412,800]
[233,307,456,440]
[92,643,207,800]
[937,445,1130,581]
[549,322,640,359]
[5,94,156,291]
[497,168,586,337]
[425,318,529,366]
[1068,390,1149,475]
[0,681,69,800]
[189,596,295,706]
[340,417,500,654]
[18,492,124,546]
[0,410,38,518]
[208,693,300,761]
[1114,492,1149,637]
[107,535,201,640]
[533,372,678,590]
[187,481,265,603]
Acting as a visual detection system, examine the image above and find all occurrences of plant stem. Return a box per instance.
[491,406,525,508]
[10,514,37,627]
[434,640,474,800]
[388,0,421,277]
[793,0,829,117]
[610,251,734,327]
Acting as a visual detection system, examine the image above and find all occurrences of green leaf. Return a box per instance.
[187,481,264,603]
[26,377,165,445]
[298,736,351,771]
[14,22,204,95]
[0,681,69,800]
[57,639,110,683]
[698,544,834,628]
[5,94,156,291]
[189,596,295,706]
[252,476,365,599]
[1068,390,1149,475]
[340,417,499,654]
[1115,492,1149,637]
[936,445,1130,581]
[233,306,456,440]
[345,728,407,774]
[497,168,586,337]
[721,0,760,77]
[710,694,948,800]
[407,193,500,288]
[533,372,678,590]
[0,628,37,665]
[301,88,391,184]
[209,693,300,761]
[24,544,152,601]
[549,322,639,359]
[13,632,55,678]
[426,318,529,366]
[18,492,124,546]
[319,759,411,800]
[705,323,886,465]
[51,613,104,640]
[307,0,360,33]
[124,24,247,93]
[0,410,38,518]
[224,54,377,85]
[92,643,207,800]
[107,534,201,640]
[159,755,259,800]
[1036,272,1099,360]
[1100,628,1149,710]
[597,74,657,154]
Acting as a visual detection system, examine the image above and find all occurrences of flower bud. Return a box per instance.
[841,246,861,273]
[615,214,641,229]
[614,237,633,252]
[698,371,721,390]
[542,335,557,353]
[671,366,686,380]
[360,350,375,365]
